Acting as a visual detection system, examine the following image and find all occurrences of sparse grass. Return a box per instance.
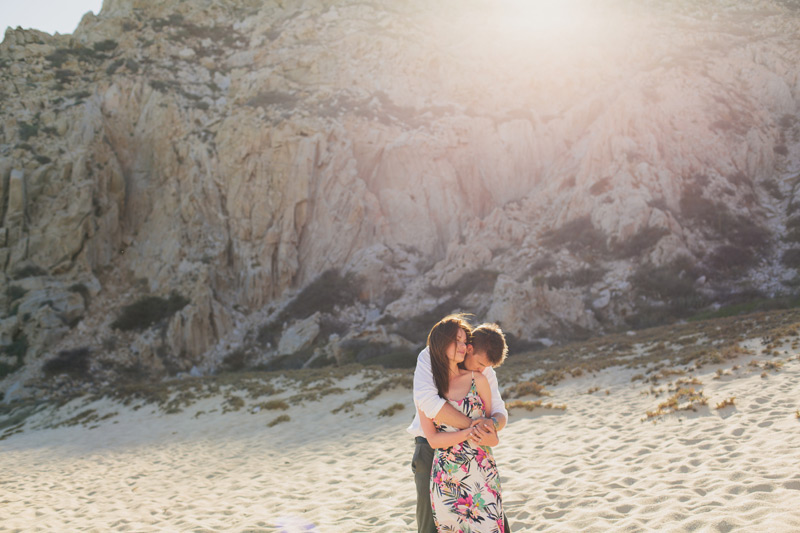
[653,367,686,380]
[288,386,346,405]
[715,397,736,409]
[674,377,703,388]
[51,409,117,429]
[497,307,800,401]
[644,387,708,420]
[222,395,245,413]
[378,403,405,417]
[506,399,567,411]
[255,400,289,411]
[267,414,290,427]
[331,374,413,414]
[689,296,800,322]
[504,380,551,398]
[713,368,731,379]
[6,308,799,437]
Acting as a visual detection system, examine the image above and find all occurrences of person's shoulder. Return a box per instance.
[416,346,431,363]
[473,371,490,386]
[481,365,498,378]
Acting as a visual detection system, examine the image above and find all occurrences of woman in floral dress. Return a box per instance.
[418,317,504,533]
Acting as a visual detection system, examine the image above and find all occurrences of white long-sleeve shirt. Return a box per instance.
[407,346,508,438]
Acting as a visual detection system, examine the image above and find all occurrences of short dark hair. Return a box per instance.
[471,323,507,367]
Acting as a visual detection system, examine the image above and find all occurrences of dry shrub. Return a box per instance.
[719,344,753,360]
[715,397,736,409]
[507,399,567,411]
[645,387,707,420]
[504,381,551,398]
[255,400,289,411]
[42,347,90,378]
[674,377,702,388]
[222,395,245,413]
[378,403,405,417]
[111,292,189,331]
[267,414,290,427]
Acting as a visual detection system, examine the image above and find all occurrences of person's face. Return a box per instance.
[445,328,468,364]
[463,347,492,373]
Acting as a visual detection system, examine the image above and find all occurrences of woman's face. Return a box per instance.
[445,328,468,364]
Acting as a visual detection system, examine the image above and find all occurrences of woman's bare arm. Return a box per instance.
[419,408,473,449]
[471,374,499,447]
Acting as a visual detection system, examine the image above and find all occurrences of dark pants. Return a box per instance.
[412,437,511,533]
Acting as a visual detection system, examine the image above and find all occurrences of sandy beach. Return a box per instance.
[3,330,800,532]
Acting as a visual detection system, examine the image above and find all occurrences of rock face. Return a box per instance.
[2,0,800,396]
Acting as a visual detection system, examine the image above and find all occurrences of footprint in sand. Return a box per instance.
[542,508,568,519]
[783,480,800,491]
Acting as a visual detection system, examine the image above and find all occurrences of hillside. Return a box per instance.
[2,0,800,399]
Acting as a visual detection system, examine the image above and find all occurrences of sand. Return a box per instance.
[2,341,800,532]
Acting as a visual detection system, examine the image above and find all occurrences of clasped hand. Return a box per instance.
[467,417,499,446]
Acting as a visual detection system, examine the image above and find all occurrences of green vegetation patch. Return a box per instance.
[12,265,47,279]
[541,216,608,255]
[429,269,499,298]
[282,269,360,320]
[111,292,190,331]
[42,348,91,379]
[17,121,39,141]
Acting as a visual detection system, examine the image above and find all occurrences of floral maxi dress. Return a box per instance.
[430,377,503,533]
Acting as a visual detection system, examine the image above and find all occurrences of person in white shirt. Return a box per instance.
[408,315,511,533]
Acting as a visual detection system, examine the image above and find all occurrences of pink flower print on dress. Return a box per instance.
[476,446,490,469]
[455,493,485,522]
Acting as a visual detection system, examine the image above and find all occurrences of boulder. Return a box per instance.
[278,313,321,356]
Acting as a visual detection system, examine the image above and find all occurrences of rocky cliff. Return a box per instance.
[2,0,800,399]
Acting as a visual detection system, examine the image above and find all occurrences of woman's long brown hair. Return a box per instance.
[427,314,473,399]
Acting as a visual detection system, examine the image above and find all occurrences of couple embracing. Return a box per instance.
[408,314,511,533]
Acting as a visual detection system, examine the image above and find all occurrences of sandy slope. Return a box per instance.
[2,343,800,532]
